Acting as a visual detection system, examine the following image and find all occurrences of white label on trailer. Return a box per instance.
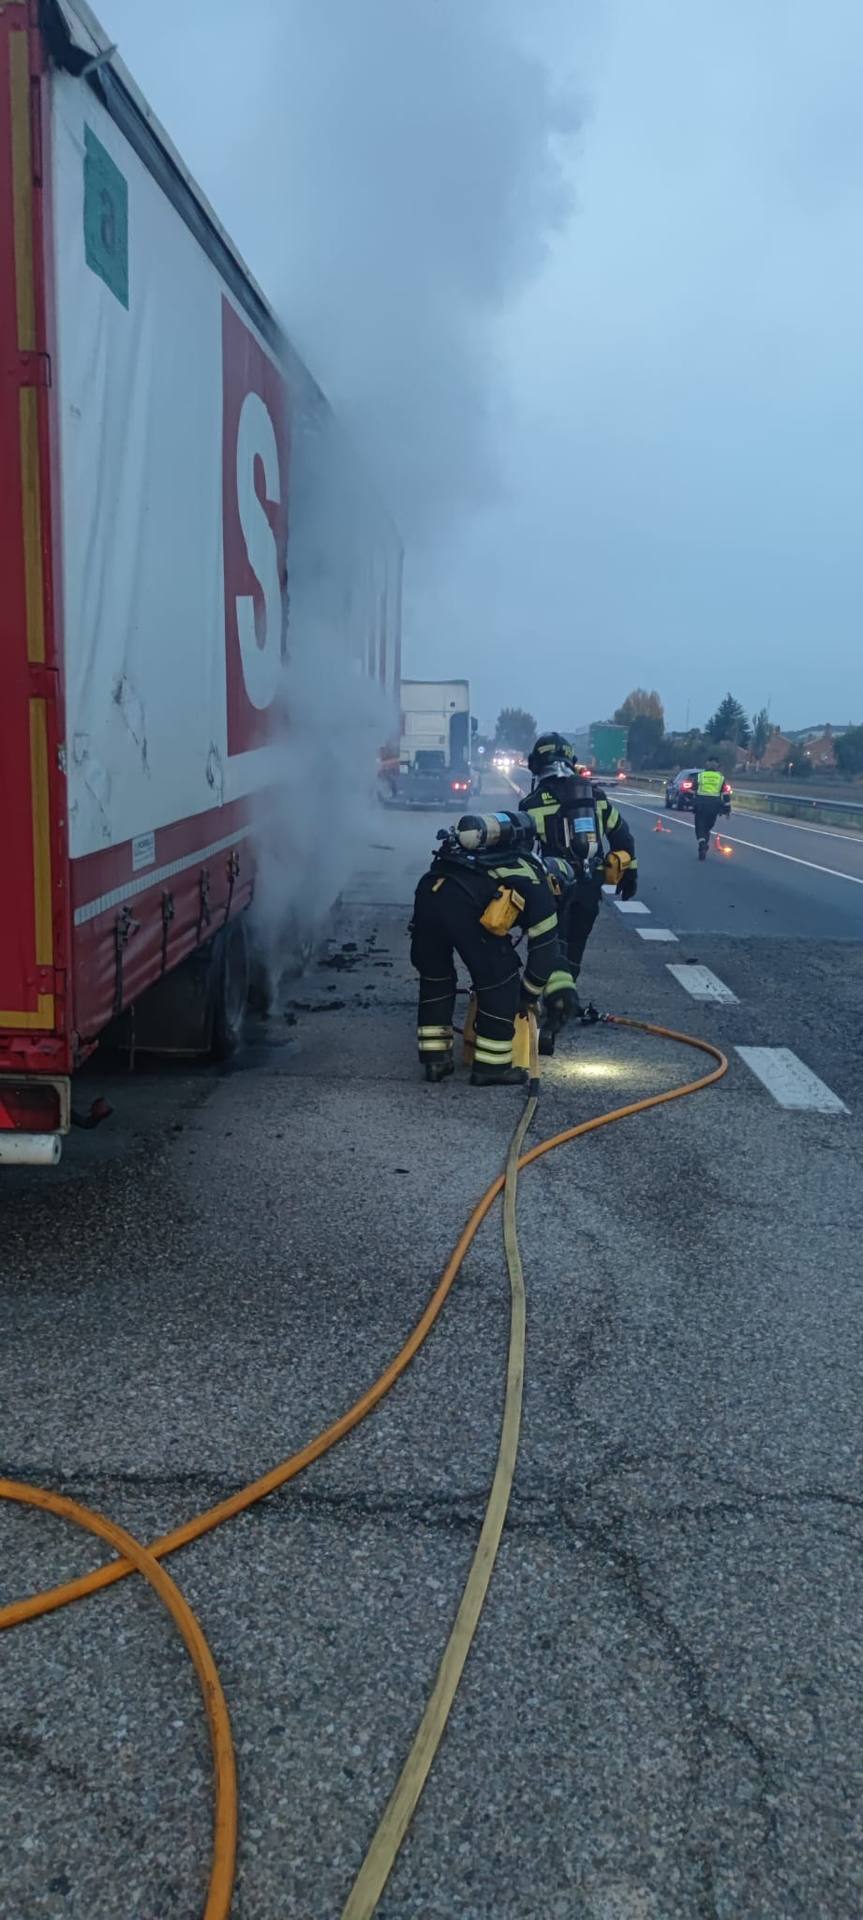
[736,1047,849,1113]
[132,831,156,872]
[613,899,650,914]
[666,963,738,1003]
[636,927,679,942]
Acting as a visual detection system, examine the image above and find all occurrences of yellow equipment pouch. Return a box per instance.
[603,849,632,887]
[480,886,524,934]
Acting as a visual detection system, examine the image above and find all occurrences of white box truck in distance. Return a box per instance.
[385,681,472,805]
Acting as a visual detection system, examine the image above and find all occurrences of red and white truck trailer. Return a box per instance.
[0,0,402,1164]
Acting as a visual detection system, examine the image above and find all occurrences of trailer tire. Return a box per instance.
[211,916,249,1061]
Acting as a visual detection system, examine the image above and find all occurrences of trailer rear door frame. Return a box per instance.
[0,6,69,1074]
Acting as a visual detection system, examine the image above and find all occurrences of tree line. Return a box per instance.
[489,696,863,777]
[612,690,863,776]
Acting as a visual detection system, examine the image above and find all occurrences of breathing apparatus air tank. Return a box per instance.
[562,774,598,866]
[453,811,533,855]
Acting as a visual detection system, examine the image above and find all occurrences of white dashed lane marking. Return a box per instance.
[624,798,863,885]
[736,1047,849,1113]
[615,865,849,1113]
[666,963,738,1004]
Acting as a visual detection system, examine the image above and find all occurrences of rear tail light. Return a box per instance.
[0,1079,65,1133]
[681,780,693,790]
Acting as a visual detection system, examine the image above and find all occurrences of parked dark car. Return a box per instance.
[665,769,732,813]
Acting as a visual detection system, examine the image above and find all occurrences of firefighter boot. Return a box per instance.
[470,1063,528,1087]
[424,1052,454,1083]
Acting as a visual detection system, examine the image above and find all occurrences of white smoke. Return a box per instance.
[98,0,579,956]
[250,402,395,992]
[253,636,391,1001]
[100,0,577,549]
[255,0,578,549]
[240,0,577,964]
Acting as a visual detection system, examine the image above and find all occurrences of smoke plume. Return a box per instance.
[98,0,579,957]
[260,0,577,547]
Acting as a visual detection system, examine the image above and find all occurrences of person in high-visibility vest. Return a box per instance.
[693,756,725,858]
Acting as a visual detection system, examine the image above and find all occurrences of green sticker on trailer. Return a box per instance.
[83,124,129,308]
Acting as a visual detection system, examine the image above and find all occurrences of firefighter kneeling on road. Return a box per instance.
[521,733,638,1016]
[410,811,580,1086]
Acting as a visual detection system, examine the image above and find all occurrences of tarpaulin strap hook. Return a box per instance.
[224,849,240,924]
[113,905,139,1017]
[160,892,175,975]
[197,867,212,944]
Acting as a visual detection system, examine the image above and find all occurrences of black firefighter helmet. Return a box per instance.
[527,732,575,778]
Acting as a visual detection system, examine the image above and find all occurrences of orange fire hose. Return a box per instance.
[0,1479,237,1920]
[0,1016,727,1916]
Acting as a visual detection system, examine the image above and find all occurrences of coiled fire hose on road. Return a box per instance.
[0,1015,727,1919]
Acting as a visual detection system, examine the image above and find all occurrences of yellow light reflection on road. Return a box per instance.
[559,1057,632,1080]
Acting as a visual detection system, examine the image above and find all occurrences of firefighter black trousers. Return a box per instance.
[693,798,721,844]
[565,875,603,982]
[411,871,521,1069]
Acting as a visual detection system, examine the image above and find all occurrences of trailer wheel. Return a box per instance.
[211,916,249,1061]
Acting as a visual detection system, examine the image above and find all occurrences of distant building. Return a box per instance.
[759,731,793,770]
[801,725,837,768]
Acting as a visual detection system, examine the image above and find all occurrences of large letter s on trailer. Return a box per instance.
[235,391,283,712]
[222,296,290,757]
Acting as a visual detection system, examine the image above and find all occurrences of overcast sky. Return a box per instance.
[100,0,863,735]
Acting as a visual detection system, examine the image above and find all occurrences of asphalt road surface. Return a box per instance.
[2,776,862,1919]
[624,786,863,942]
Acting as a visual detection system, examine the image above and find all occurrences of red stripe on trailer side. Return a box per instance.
[69,794,266,1046]
[72,867,255,1048]
[69,794,261,917]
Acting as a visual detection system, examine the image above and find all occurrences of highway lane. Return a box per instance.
[2,779,863,1918]
[621,787,863,940]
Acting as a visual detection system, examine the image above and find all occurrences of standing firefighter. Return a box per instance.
[693,756,725,858]
[521,733,638,994]
[411,812,579,1086]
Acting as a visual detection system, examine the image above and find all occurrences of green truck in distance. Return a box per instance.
[587,723,629,772]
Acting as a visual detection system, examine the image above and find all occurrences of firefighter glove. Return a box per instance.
[616,864,638,900]
[544,983,581,1035]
